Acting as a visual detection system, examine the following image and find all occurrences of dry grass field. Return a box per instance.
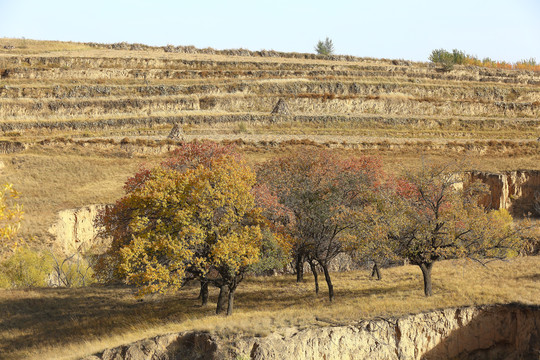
[0,39,538,358]
[1,139,538,247]
[1,256,539,360]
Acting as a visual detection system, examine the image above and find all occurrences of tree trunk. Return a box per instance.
[419,262,434,297]
[309,260,319,294]
[295,253,305,282]
[199,281,209,306]
[371,262,381,280]
[322,264,334,302]
[226,287,236,316]
[216,285,228,314]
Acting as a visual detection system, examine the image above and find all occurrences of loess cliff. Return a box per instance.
[83,304,540,360]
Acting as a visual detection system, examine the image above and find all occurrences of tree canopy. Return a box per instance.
[384,161,523,296]
[98,145,528,309]
[258,148,386,301]
[315,37,335,56]
[97,142,267,315]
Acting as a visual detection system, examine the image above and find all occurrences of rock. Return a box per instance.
[83,332,224,360]
[240,304,540,360]
[167,124,184,140]
[467,170,540,217]
[48,204,110,255]
[271,98,290,115]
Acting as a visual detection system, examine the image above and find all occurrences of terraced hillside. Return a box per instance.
[0,39,539,246]
[1,39,540,141]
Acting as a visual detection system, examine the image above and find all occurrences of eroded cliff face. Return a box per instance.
[468,170,540,217]
[82,303,540,360]
[48,204,110,254]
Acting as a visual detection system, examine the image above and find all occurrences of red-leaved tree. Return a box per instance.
[257,148,386,301]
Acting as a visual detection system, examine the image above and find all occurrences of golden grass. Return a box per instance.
[0,38,97,54]
[0,38,538,359]
[2,112,536,148]
[0,147,158,244]
[0,38,381,67]
[201,118,538,139]
[1,256,538,359]
[2,78,538,96]
[0,142,537,248]
[2,40,538,147]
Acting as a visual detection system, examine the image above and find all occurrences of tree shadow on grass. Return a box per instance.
[0,280,319,357]
[0,286,210,356]
[516,273,540,281]
[0,275,440,357]
[236,284,317,309]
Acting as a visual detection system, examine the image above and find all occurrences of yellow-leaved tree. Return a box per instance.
[97,142,265,315]
[0,183,23,255]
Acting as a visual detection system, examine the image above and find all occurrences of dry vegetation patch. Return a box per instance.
[0,256,538,359]
[0,141,538,247]
[0,39,538,359]
[0,147,157,244]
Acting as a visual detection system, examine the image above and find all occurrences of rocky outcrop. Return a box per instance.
[48,204,110,254]
[239,304,540,360]
[468,170,540,217]
[82,332,221,360]
[83,303,540,360]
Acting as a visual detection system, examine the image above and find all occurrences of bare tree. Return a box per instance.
[49,247,95,288]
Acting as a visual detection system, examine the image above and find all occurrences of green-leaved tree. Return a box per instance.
[315,37,335,56]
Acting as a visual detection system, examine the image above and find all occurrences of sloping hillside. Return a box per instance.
[0,38,538,245]
[1,38,539,143]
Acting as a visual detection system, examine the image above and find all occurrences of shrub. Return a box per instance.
[249,230,291,275]
[452,49,466,65]
[428,49,454,71]
[517,58,537,66]
[516,58,537,70]
[0,247,52,288]
[0,183,23,254]
[482,57,493,65]
[0,271,9,288]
